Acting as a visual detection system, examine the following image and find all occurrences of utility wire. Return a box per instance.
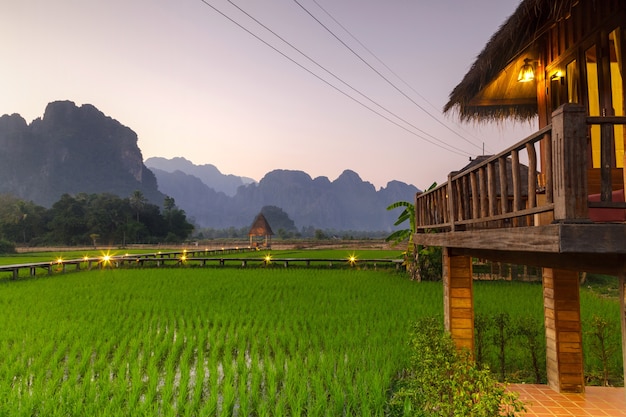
[310,0,491,153]
[198,0,472,157]
[294,0,488,154]
[224,0,472,156]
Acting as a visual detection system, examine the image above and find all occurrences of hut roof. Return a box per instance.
[443,0,577,122]
[452,155,531,196]
[248,213,274,236]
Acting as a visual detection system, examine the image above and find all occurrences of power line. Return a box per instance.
[309,0,491,153]
[294,0,488,154]
[198,0,472,157]
[223,0,472,156]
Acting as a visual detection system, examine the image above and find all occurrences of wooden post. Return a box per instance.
[551,104,589,221]
[443,248,474,354]
[543,267,585,393]
[448,174,456,231]
[526,143,538,209]
[544,132,554,204]
[470,171,479,220]
[488,162,497,216]
[480,167,488,219]
[498,156,508,215]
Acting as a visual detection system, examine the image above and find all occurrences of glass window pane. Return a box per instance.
[566,60,578,103]
[586,45,601,168]
[609,29,624,168]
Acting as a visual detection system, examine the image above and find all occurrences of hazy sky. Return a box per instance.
[1,0,534,189]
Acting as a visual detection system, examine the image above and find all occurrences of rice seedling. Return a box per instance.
[0,266,621,416]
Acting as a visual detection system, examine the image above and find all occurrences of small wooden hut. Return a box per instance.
[248,213,274,248]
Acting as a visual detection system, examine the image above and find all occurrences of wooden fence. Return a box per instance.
[0,249,404,280]
[416,104,626,232]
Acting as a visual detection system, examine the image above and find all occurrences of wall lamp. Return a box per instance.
[550,70,563,80]
[517,58,536,83]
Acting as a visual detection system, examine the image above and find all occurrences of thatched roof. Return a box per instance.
[248,213,274,237]
[444,0,577,122]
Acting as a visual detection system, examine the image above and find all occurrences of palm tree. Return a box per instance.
[129,190,147,222]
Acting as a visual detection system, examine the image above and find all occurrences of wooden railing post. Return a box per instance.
[448,174,455,231]
[551,104,589,221]
[498,156,508,215]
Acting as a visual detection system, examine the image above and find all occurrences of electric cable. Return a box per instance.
[224,0,473,156]
[198,0,472,157]
[294,0,488,154]
[310,0,491,153]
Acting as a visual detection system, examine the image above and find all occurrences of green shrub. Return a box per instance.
[0,239,16,254]
[388,316,526,417]
[586,314,621,386]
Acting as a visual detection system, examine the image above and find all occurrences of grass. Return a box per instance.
[0,267,436,416]
[0,252,622,414]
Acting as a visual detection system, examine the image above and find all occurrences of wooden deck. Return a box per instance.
[414,107,626,275]
[509,384,626,417]
[415,223,626,275]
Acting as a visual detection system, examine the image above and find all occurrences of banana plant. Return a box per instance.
[386,201,418,280]
[386,182,437,281]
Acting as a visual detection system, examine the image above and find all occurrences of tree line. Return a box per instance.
[0,191,193,249]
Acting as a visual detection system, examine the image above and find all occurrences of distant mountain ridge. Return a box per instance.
[145,157,254,197]
[0,101,420,231]
[151,161,420,231]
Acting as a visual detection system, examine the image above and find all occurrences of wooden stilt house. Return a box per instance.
[248,213,274,248]
[415,0,626,394]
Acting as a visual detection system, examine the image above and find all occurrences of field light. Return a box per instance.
[264,254,272,264]
[180,254,187,262]
[347,254,357,266]
[100,251,113,266]
[56,257,63,264]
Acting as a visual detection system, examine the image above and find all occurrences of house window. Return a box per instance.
[585,29,625,169]
[566,60,579,103]
[586,45,601,168]
[609,29,624,168]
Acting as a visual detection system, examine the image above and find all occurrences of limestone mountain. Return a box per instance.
[145,157,254,197]
[0,100,164,207]
[152,166,420,231]
[1,101,420,231]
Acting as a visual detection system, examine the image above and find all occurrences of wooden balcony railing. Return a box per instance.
[416,104,626,232]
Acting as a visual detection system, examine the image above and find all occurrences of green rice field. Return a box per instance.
[0,267,436,416]
[0,256,622,415]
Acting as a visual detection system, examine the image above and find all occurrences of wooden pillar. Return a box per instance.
[443,248,474,354]
[543,267,585,393]
[551,104,589,221]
